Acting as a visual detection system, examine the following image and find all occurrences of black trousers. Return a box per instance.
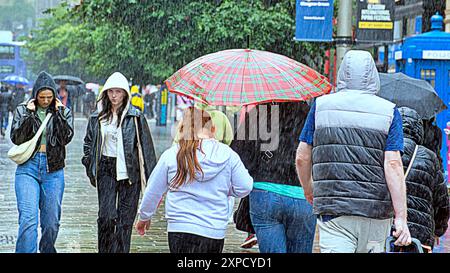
[168,232,224,253]
[97,156,140,253]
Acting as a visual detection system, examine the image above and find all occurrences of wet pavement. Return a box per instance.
[0,114,257,253]
[0,113,449,253]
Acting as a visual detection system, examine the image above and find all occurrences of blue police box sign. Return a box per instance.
[295,0,334,42]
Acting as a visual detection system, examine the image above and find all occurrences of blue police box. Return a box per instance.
[395,13,450,179]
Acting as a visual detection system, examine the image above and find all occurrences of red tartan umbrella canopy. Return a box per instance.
[165,49,332,106]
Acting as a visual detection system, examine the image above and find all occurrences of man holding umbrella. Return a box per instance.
[57,80,71,109]
[53,75,85,109]
[2,76,29,111]
[378,72,447,177]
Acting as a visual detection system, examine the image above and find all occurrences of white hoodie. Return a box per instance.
[139,139,253,239]
[97,72,131,181]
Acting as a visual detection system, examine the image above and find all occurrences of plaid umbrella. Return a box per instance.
[165,49,332,106]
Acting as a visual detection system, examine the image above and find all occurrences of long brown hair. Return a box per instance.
[170,106,214,189]
[98,89,128,127]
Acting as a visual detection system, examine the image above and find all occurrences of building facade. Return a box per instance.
[394,0,446,40]
[378,0,446,72]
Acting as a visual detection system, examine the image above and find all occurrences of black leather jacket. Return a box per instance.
[10,104,74,172]
[81,106,157,187]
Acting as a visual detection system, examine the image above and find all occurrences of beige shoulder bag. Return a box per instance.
[8,113,52,165]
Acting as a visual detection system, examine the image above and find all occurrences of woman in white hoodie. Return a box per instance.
[82,72,156,253]
[136,106,253,253]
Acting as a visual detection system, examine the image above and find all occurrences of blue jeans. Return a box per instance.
[249,189,316,253]
[15,153,65,253]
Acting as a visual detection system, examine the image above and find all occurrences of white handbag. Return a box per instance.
[8,113,52,165]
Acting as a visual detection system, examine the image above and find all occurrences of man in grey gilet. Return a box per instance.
[295,50,412,253]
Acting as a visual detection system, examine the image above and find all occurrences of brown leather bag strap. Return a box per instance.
[134,116,147,191]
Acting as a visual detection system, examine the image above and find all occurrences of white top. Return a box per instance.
[102,114,119,157]
[138,139,253,239]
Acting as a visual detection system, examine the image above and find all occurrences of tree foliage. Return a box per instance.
[0,0,35,38]
[25,4,91,80]
[25,0,329,85]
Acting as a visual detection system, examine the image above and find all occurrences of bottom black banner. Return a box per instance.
[0,253,448,272]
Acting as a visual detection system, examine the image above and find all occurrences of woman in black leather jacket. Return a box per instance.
[81,72,156,253]
[399,107,449,252]
[11,71,74,253]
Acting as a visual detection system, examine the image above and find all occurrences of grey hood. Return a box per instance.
[167,139,234,183]
[32,71,57,99]
[192,139,232,182]
[336,50,380,95]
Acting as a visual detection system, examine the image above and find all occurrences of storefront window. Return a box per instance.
[420,69,436,88]
[0,65,14,73]
[0,45,15,59]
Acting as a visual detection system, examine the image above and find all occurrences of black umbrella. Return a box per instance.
[53,75,84,85]
[378,72,447,119]
[56,84,78,96]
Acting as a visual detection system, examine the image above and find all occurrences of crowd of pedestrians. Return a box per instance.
[3,50,449,253]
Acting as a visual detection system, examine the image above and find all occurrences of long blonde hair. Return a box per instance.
[170,106,214,189]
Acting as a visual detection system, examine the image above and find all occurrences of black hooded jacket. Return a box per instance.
[10,71,74,172]
[81,107,157,188]
[399,107,449,248]
[230,102,310,186]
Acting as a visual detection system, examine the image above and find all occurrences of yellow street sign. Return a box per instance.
[358,21,393,29]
